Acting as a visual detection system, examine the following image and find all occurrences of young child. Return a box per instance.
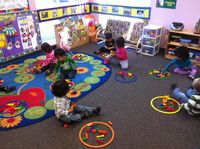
[164,46,197,80]
[54,48,77,80]
[104,36,129,70]
[51,79,101,123]
[171,78,200,115]
[35,42,57,75]
[94,32,115,55]
[0,77,16,93]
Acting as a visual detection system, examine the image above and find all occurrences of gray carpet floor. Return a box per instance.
[1,43,200,149]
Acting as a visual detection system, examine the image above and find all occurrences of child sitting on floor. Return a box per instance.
[35,42,57,75]
[54,48,77,80]
[51,79,101,124]
[93,32,115,55]
[104,36,129,70]
[0,77,16,93]
[171,78,200,115]
[164,46,197,80]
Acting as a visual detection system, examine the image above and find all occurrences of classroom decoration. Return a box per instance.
[37,3,90,22]
[91,3,151,20]
[150,95,181,114]
[156,0,177,9]
[79,121,115,148]
[114,71,137,83]
[148,69,171,80]
[55,17,89,49]
[0,52,111,131]
[0,11,41,62]
[194,19,200,34]
[0,0,29,14]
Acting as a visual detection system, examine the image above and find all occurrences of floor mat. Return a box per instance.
[0,52,112,131]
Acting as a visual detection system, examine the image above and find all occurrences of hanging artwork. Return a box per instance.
[0,14,24,58]
[17,15,37,50]
[156,0,177,9]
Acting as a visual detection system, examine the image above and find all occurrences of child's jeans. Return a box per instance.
[61,69,77,80]
[59,105,95,123]
[172,88,189,103]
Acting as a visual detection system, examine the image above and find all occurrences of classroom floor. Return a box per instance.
[1,43,200,149]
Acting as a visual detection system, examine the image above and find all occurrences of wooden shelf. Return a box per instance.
[166,30,200,67]
[165,54,200,67]
[169,30,200,37]
[168,42,200,51]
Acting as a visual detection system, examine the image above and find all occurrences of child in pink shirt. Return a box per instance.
[104,36,129,70]
[35,42,57,75]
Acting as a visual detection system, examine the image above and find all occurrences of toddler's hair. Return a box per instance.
[54,48,66,57]
[193,78,200,93]
[51,79,70,97]
[116,36,125,48]
[41,42,52,53]
[105,32,112,40]
[174,46,189,61]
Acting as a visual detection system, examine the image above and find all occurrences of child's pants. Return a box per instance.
[59,105,95,123]
[105,55,129,70]
[61,69,77,80]
[172,88,189,103]
[174,66,197,76]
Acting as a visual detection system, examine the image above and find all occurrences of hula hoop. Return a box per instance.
[79,121,115,148]
[150,95,181,114]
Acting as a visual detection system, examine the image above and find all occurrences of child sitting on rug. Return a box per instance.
[51,79,101,124]
[34,42,57,75]
[171,78,200,115]
[104,36,129,70]
[164,46,197,80]
[93,32,115,55]
[54,48,77,80]
[0,77,16,93]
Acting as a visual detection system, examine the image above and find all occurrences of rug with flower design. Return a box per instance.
[0,52,111,131]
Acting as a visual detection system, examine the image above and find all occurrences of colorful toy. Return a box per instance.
[148,69,171,80]
[150,95,181,114]
[114,71,137,83]
[79,121,115,148]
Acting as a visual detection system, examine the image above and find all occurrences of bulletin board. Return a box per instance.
[0,12,41,62]
[37,3,90,22]
[90,3,151,20]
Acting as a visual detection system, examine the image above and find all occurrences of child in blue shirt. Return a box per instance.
[164,46,197,80]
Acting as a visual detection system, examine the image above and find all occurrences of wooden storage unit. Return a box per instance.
[165,30,200,66]
[55,18,89,49]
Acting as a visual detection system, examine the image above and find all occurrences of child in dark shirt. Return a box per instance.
[94,32,115,54]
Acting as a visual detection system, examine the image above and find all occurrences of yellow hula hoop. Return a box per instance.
[79,121,115,148]
[150,95,181,114]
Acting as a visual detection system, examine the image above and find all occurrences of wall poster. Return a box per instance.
[156,0,177,9]
[17,15,37,50]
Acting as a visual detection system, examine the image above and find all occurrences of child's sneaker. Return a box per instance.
[170,83,177,95]
[188,74,195,80]
[0,85,16,93]
[103,59,110,64]
[93,51,99,55]
[93,106,101,116]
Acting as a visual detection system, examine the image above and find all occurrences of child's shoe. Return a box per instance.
[103,59,110,64]
[0,85,16,93]
[92,106,101,116]
[188,74,195,80]
[93,51,99,55]
[170,83,177,93]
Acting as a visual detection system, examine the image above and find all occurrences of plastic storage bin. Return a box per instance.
[141,24,162,56]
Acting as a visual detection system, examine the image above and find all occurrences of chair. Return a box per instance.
[95,19,131,42]
[125,21,148,52]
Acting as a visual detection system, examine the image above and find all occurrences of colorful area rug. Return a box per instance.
[0,52,112,131]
